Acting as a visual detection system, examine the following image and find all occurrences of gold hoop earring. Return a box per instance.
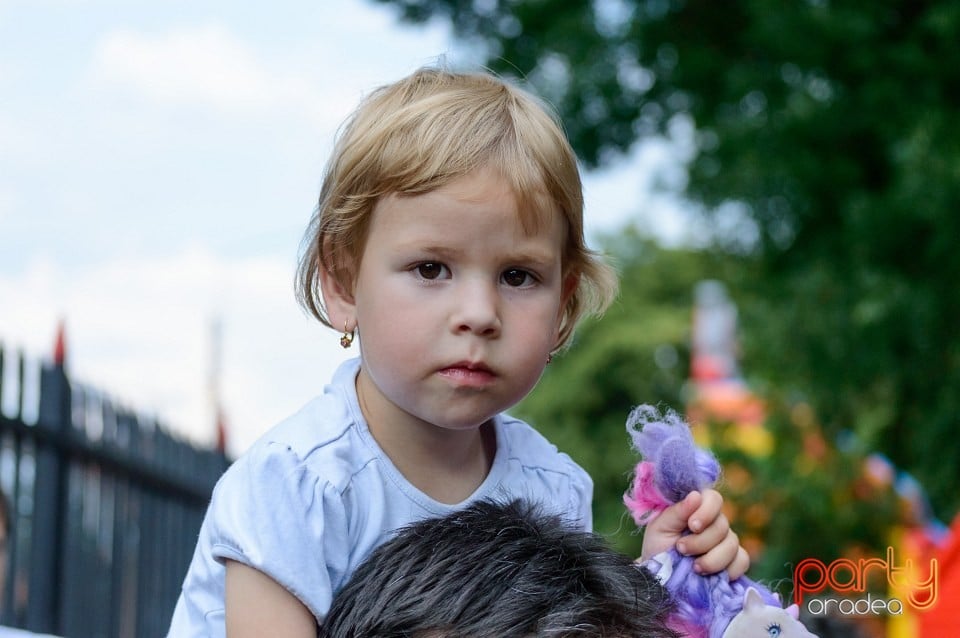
[340,322,355,349]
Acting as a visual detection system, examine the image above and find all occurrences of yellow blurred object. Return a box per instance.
[687,379,771,457]
[726,422,774,457]
[886,527,917,638]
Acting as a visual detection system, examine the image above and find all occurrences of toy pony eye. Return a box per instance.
[766,623,781,637]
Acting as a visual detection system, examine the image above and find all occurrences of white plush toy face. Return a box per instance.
[722,588,817,638]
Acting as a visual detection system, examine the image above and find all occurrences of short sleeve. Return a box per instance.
[207,441,351,621]
[567,459,594,531]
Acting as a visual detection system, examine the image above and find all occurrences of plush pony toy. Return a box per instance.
[624,405,819,638]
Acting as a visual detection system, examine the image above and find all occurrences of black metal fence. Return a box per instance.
[0,344,230,637]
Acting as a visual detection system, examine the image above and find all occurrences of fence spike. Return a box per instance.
[53,319,67,368]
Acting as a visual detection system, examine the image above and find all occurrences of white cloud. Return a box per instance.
[0,249,352,456]
[83,18,449,142]
[90,24,331,122]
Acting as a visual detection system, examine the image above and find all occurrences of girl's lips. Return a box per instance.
[438,363,496,387]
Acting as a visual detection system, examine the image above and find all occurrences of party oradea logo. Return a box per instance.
[793,547,938,617]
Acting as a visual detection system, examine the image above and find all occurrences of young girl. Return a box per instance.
[167,66,749,637]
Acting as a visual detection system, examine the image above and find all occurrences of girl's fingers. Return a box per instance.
[691,529,743,576]
[676,512,730,557]
[687,488,723,533]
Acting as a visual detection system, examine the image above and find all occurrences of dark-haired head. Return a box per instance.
[320,499,678,638]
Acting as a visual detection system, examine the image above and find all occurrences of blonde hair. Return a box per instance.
[296,66,618,349]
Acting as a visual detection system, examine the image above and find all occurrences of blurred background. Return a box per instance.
[1,1,958,636]
[0,0,695,458]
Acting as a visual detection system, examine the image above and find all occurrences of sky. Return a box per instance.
[0,0,696,456]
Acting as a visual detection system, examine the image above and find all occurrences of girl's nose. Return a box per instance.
[451,279,501,337]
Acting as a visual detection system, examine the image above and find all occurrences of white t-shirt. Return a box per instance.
[166,357,592,637]
[0,628,61,638]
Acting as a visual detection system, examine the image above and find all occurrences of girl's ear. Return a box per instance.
[561,271,580,307]
[551,271,579,350]
[319,256,357,330]
[556,271,580,326]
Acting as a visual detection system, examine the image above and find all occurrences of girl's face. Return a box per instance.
[340,167,572,434]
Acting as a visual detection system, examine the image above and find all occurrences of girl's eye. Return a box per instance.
[502,268,533,287]
[416,263,446,280]
[766,623,781,637]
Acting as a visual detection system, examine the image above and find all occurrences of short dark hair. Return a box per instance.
[320,499,678,638]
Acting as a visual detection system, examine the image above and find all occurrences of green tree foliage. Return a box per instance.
[375,0,960,519]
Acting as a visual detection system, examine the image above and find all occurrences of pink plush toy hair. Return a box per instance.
[624,405,817,638]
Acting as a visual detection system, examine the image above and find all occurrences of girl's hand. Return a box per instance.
[639,489,750,579]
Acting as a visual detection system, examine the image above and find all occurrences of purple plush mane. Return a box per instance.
[624,405,817,638]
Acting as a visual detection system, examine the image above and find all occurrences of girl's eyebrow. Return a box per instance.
[402,245,460,260]
[503,251,557,270]
[403,244,558,268]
